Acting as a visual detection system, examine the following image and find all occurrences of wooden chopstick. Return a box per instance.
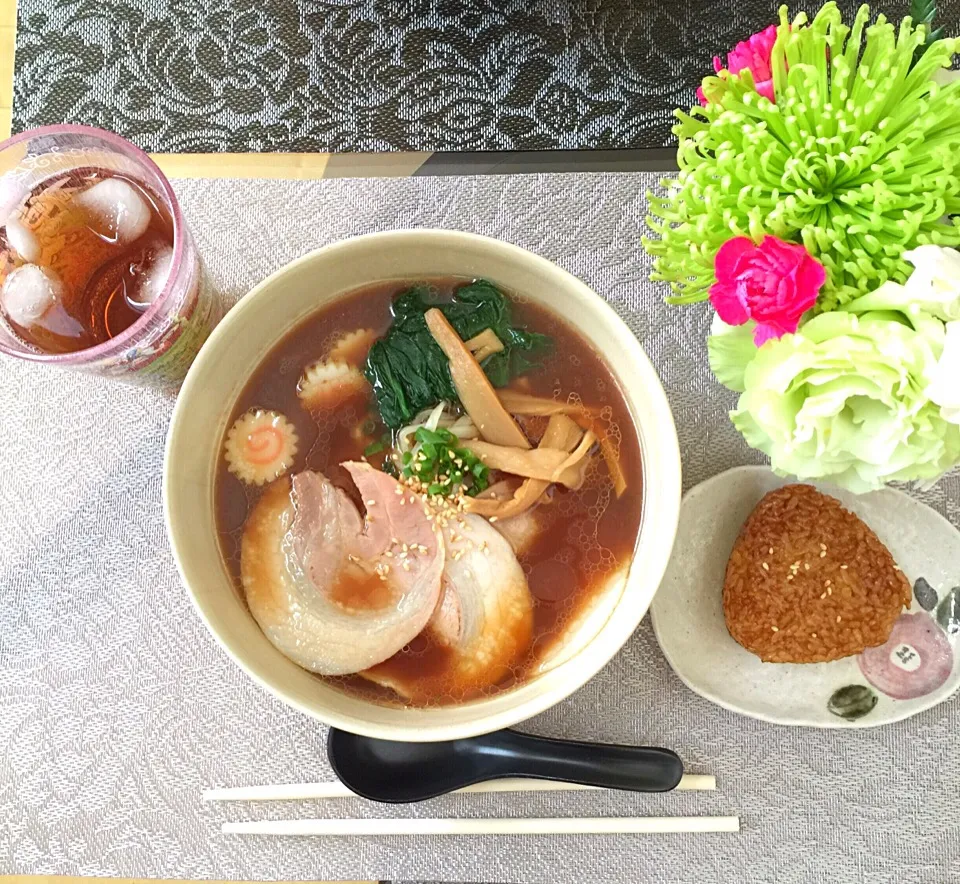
[222,815,740,836]
[203,775,716,802]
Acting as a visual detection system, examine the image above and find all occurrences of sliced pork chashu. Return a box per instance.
[241,462,444,676]
[364,514,534,701]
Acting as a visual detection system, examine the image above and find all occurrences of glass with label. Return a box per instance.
[0,124,222,389]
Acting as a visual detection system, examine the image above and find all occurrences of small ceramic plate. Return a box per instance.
[652,466,960,728]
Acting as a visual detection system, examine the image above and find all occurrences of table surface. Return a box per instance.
[8,0,959,157]
[1,171,959,884]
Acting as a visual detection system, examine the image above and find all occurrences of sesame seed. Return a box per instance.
[820,592,827,599]
[811,633,817,638]
[787,575,794,581]
[804,563,810,570]
[825,580,831,586]
[836,615,841,623]
[366,499,376,506]
[399,497,406,505]
[827,587,832,595]
[402,561,411,571]
[762,562,770,571]
[840,564,848,570]
[489,516,498,523]
[820,551,827,558]
[769,547,774,555]
[820,543,827,551]
[771,626,779,632]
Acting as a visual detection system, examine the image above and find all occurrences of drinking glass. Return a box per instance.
[0,124,222,389]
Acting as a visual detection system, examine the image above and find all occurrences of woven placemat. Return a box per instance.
[1,172,959,883]
[14,0,958,155]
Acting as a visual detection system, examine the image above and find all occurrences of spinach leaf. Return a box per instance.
[364,280,552,428]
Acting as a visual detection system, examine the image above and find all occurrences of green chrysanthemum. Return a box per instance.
[643,2,960,310]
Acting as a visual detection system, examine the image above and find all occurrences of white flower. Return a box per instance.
[927,321,960,425]
[903,245,960,320]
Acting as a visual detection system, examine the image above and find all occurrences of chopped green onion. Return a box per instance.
[400,424,489,497]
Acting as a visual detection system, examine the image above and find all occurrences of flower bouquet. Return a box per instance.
[643,1,960,492]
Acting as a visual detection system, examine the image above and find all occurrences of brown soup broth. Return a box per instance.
[214,278,643,706]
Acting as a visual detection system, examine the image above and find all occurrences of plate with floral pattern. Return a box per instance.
[652,466,960,727]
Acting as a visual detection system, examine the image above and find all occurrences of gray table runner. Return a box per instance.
[1,172,958,883]
[15,0,960,154]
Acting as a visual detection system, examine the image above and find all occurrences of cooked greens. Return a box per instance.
[364,280,552,428]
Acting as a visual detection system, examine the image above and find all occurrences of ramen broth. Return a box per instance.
[215,279,643,706]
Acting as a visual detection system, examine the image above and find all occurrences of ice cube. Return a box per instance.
[125,244,174,310]
[1,264,62,326]
[4,217,41,263]
[76,178,152,245]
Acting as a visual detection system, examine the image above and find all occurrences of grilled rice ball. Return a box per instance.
[723,484,911,664]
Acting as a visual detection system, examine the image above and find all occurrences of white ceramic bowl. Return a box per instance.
[164,230,681,740]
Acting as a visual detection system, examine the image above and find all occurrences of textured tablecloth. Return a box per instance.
[1,172,959,884]
[14,0,960,153]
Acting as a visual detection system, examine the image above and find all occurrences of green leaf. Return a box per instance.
[911,0,942,65]
[827,685,878,721]
[936,586,960,635]
[914,576,939,611]
[364,280,553,428]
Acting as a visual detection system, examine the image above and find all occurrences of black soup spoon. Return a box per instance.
[327,727,684,803]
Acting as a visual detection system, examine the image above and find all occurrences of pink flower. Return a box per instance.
[698,24,779,106]
[709,236,825,346]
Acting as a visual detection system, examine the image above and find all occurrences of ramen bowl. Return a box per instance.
[164,230,681,740]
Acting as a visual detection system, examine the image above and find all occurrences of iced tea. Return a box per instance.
[1,169,177,353]
[0,125,221,389]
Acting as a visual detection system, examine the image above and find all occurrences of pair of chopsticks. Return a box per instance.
[206,777,739,836]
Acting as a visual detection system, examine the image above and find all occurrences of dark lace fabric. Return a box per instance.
[12,0,960,153]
